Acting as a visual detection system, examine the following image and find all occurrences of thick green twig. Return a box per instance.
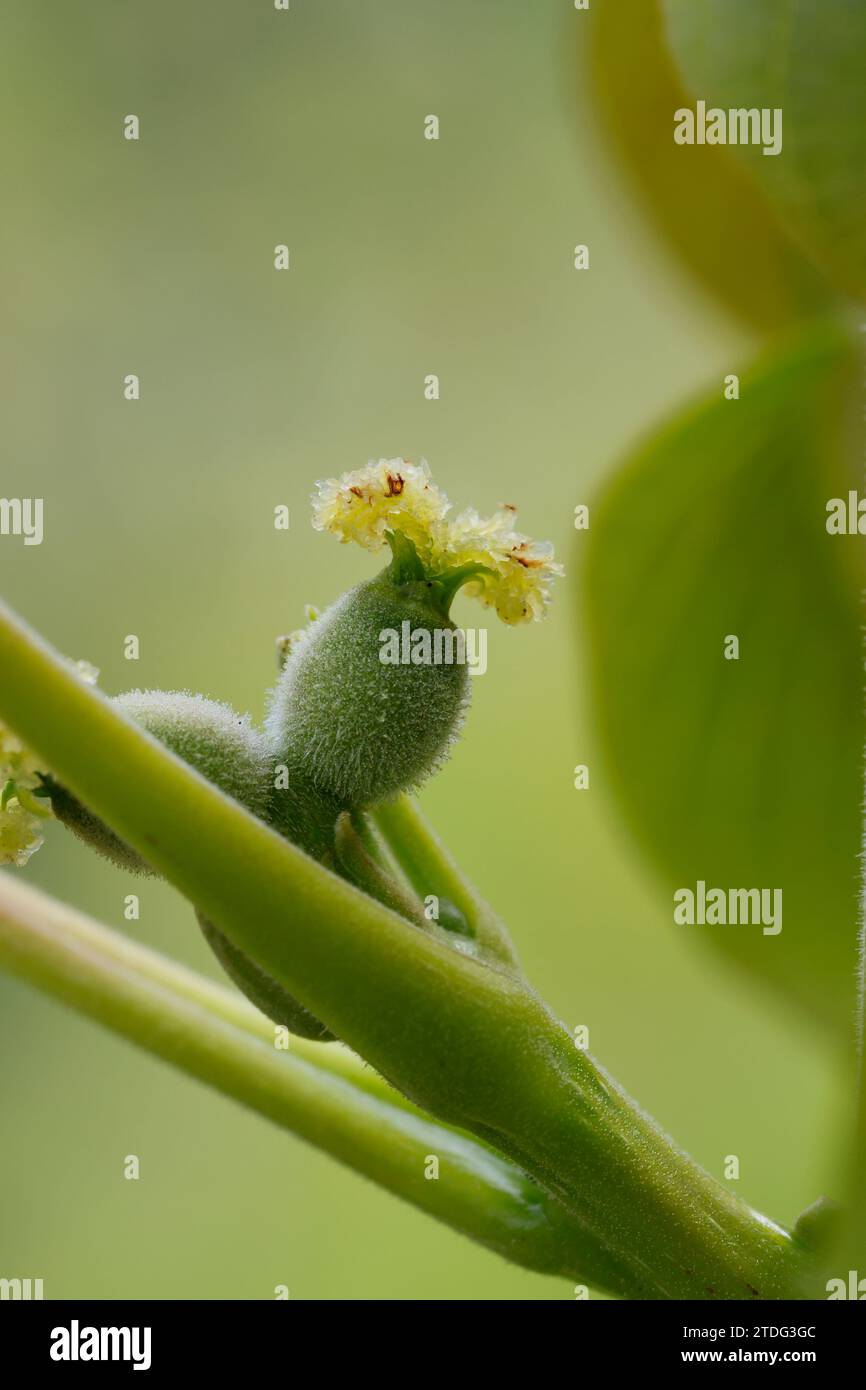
[0,600,817,1298]
[0,873,588,1282]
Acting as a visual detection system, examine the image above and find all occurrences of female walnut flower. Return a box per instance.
[312,458,563,624]
[10,479,560,1041]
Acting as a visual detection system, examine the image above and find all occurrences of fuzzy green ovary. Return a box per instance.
[49,690,336,1042]
[265,575,470,810]
[259,567,472,1032]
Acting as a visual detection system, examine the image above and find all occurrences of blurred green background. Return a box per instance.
[0,0,845,1299]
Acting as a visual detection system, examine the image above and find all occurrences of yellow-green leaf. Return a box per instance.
[582,0,828,330]
[663,0,866,305]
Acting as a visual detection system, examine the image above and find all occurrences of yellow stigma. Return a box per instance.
[312,459,449,563]
[311,459,563,624]
[440,507,564,625]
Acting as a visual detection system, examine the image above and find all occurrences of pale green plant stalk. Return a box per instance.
[0,598,820,1299]
[370,795,519,966]
[0,873,589,1282]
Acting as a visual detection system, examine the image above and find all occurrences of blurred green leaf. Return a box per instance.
[583,0,827,332]
[582,322,863,1035]
[663,0,866,306]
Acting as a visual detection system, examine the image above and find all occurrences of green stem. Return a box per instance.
[372,795,519,967]
[334,812,429,928]
[348,810,391,872]
[472,1027,816,1299]
[0,872,590,1283]
[0,600,816,1298]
